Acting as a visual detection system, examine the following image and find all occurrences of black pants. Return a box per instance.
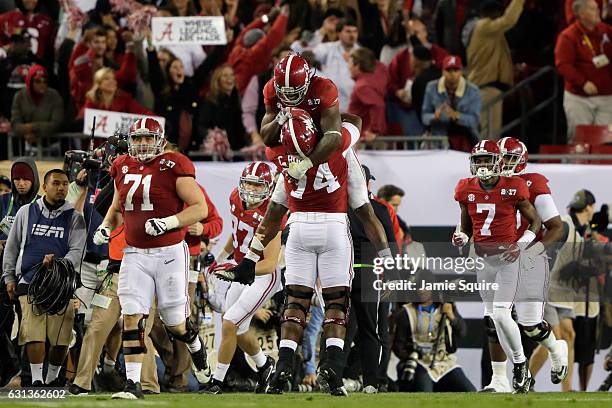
[342,280,390,387]
[398,365,476,392]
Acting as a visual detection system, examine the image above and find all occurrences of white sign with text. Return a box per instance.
[151,16,227,46]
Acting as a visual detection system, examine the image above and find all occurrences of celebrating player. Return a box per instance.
[200,162,282,394]
[453,140,542,394]
[477,137,567,391]
[218,109,361,396]
[94,118,210,399]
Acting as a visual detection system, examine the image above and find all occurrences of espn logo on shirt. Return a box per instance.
[31,224,65,238]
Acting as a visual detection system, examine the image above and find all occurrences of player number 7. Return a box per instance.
[124,174,154,211]
[476,203,496,236]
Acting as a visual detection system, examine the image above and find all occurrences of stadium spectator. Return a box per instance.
[313,17,360,111]
[564,0,612,24]
[290,8,343,53]
[379,9,407,65]
[467,0,525,140]
[348,47,388,142]
[79,67,151,119]
[2,169,86,387]
[11,64,63,152]
[555,0,612,142]
[0,175,10,195]
[376,184,405,247]
[358,0,397,57]
[147,29,226,149]
[196,64,247,152]
[241,46,292,145]
[69,27,137,114]
[422,55,481,152]
[0,30,47,120]
[410,46,442,127]
[228,5,289,95]
[0,0,55,62]
[387,16,448,136]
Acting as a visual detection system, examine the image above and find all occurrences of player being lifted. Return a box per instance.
[453,140,541,394]
[476,137,567,392]
[94,118,210,399]
[201,162,283,394]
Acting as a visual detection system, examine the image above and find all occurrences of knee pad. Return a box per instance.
[322,288,350,328]
[520,320,552,343]
[122,315,148,355]
[484,316,500,344]
[167,317,199,344]
[281,286,313,329]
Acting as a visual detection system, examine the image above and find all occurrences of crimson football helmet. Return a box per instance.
[280,108,318,158]
[239,161,274,205]
[274,54,311,106]
[498,137,528,176]
[470,140,501,180]
[127,117,165,162]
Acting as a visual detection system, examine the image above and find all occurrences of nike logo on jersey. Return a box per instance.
[164,259,175,264]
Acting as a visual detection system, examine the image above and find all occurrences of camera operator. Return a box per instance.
[392,270,475,392]
[544,189,611,391]
[0,158,40,385]
[2,169,86,387]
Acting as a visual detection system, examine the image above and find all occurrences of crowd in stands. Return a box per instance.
[0,0,610,158]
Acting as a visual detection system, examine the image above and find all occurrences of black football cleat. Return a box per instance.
[266,368,292,395]
[255,356,275,394]
[111,379,144,400]
[512,360,532,394]
[199,379,223,394]
[317,367,348,397]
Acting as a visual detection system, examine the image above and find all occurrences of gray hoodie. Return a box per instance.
[2,197,86,290]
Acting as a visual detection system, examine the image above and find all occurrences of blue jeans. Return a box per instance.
[386,100,425,136]
[302,305,324,375]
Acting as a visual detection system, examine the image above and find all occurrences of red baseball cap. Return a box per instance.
[443,55,463,70]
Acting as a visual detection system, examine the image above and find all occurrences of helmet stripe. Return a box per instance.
[288,117,306,158]
[285,54,295,88]
[251,161,260,177]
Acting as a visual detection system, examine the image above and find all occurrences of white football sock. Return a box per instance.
[45,364,61,383]
[250,350,267,368]
[30,363,44,384]
[125,362,142,384]
[213,363,230,382]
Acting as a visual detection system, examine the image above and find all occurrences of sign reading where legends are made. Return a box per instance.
[152,16,227,46]
[83,109,166,138]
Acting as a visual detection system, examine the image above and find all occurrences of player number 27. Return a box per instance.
[476,203,496,236]
[124,174,153,211]
[290,163,340,199]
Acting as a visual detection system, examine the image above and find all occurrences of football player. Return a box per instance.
[94,118,210,399]
[218,110,362,396]
[476,137,566,392]
[200,162,282,394]
[453,140,542,394]
[260,53,393,262]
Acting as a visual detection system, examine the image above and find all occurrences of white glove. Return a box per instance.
[287,157,313,181]
[275,108,292,126]
[93,225,111,245]
[145,216,179,237]
[452,231,469,247]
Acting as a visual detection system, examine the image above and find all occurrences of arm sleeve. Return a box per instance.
[2,207,26,283]
[192,45,226,90]
[32,92,64,136]
[10,92,26,136]
[477,0,525,34]
[251,15,288,59]
[65,181,82,205]
[456,90,481,129]
[115,52,137,87]
[147,49,164,97]
[94,180,115,217]
[555,32,586,88]
[65,212,87,269]
[242,76,260,134]
[534,194,560,223]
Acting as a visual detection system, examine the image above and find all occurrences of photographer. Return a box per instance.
[392,270,474,392]
[543,189,610,391]
[2,169,86,387]
[0,158,40,385]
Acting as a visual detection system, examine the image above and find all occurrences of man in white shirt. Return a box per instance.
[313,18,360,111]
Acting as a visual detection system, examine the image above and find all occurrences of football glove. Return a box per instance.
[452,231,469,247]
[287,158,313,181]
[274,108,292,126]
[93,225,111,245]
[145,216,179,237]
[215,258,256,285]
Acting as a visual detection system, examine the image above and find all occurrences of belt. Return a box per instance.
[83,252,107,265]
